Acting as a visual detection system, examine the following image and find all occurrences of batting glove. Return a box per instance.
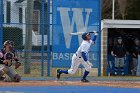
[93,31,98,36]
[94,33,98,36]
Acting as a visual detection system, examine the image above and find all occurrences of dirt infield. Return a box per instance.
[0,80,140,88]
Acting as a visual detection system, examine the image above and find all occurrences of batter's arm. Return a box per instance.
[90,32,98,44]
[92,35,97,42]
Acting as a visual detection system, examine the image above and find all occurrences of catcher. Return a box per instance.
[0,40,21,82]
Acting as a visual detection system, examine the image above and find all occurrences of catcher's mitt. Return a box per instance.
[3,52,14,66]
[15,61,21,69]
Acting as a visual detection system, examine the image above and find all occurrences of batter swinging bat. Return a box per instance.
[70,31,98,35]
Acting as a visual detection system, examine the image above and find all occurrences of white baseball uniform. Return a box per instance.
[68,40,94,74]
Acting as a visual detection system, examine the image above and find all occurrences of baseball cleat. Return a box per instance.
[57,69,61,79]
[81,79,90,82]
[0,76,6,80]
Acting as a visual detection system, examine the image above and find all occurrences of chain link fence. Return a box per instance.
[0,0,140,81]
[0,0,49,79]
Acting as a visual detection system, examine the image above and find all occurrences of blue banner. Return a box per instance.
[52,0,101,67]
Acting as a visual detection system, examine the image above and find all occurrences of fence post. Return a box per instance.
[47,0,51,77]
[24,0,34,74]
[41,0,45,77]
[98,0,102,76]
[0,0,3,48]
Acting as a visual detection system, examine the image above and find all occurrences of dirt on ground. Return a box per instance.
[0,80,140,88]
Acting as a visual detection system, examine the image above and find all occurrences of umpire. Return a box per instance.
[111,37,127,76]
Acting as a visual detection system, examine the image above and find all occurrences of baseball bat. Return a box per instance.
[70,31,98,35]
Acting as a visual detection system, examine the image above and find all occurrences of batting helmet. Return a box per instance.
[82,32,90,40]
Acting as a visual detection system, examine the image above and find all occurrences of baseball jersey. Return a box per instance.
[0,49,17,64]
[76,40,94,57]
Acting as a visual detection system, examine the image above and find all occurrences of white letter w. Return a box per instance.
[57,8,92,48]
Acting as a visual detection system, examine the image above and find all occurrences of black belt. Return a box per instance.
[75,53,81,58]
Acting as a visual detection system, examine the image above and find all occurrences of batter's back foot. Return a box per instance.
[57,69,61,79]
[81,79,90,82]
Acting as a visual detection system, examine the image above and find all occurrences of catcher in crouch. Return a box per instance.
[0,40,21,82]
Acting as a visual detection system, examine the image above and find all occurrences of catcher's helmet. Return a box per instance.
[3,40,14,51]
[82,32,90,40]
[3,40,11,46]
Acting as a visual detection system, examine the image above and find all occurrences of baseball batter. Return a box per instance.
[0,40,21,82]
[57,32,98,82]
